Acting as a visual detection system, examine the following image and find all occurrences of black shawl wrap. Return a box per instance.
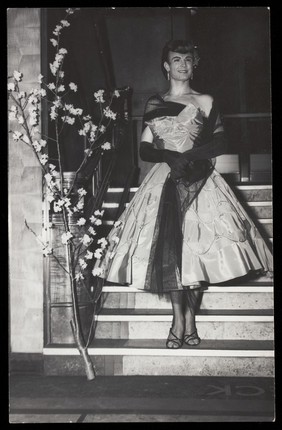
[141,94,227,295]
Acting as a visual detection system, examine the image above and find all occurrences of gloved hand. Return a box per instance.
[139,141,189,180]
[163,150,189,180]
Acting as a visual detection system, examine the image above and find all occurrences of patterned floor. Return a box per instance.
[9,374,275,423]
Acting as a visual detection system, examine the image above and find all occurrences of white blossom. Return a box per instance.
[89,132,95,142]
[49,163,56,171]
[59,71,64,78]
[84,149,93,157]
[77,217,86,226]
[79,129,86,136]
[78,187,87,196]
[28,94,39,104]
[44,173,53,184]
[53,98,62,108]
[53,25,62,36]
[88,226,96,236]
[57,85,65,93]
[30,88,39,95]
[94,89,105,103]
[59,48,68,55]
[42,246,53,256]
[85,250,94,260]
[99,125,106,133]
[54,56,62,65]
[49,63,58,76]
[8,83,15,91]
[50,38,58,47]
[114,220,123,228]
[10,105,17,112]
[12,131,23,141]
[69,82,77,92]
[50,106,58,120]
[64,103,74,111]
[97,238,108,249]
[113,90,120,98]
[38,74,44,83]
[90,215,96,224]
[40,139,47,147]
[40,89,47,97]
[62,116,75,125]
[47,83,56,91]
[13,70,23,82]
[57,199,65,207]
[101,141,111,151]
[53,202,62,212]
[9,111,17,121]
[61,231,73,244]
[103,106,116,120]
[109,251,116,259]
[75,272,84,281]
[92,267,104,277]
[94,209,104,217]
[79,258,87,269]
[46,191,55,203]
[60,20,70,27]
[94,219,102,226]
[83,121,91,133]
[63,197,71,208]
[70,107,83,116]
[112,235,120,244]
[94,248,103,259]
[80,234,92,246]
[39,154,48,165]
[32,141,41,152]
[76,200,84,210]
[83,115,91,121]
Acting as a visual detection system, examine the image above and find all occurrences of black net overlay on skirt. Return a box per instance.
[142,94,227,295]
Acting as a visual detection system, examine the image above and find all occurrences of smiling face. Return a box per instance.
[164,51,194,81]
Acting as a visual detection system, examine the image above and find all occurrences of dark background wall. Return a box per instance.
[45,7,271,181]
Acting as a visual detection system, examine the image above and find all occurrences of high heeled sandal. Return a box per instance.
[166,328,183,349]
[184,330,201,346]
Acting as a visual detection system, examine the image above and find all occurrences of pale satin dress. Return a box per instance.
[95,102,273,290]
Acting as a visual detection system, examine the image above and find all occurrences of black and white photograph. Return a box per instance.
[8,6,274,423]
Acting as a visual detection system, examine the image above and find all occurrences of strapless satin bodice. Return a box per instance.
[145,102,204,153]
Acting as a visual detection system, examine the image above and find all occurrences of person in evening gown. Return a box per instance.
[94,40,273,349]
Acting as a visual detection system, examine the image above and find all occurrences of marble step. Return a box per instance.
[50,307,274,343]
[43,339,274,377]
[94,309,273,341]
[101,286,274,310]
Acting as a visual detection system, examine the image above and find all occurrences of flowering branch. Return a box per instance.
[8,7,129,380]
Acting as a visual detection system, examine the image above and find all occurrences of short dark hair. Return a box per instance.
[161,39,200,78]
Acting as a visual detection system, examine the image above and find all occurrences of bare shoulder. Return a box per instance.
[194,93,214,116]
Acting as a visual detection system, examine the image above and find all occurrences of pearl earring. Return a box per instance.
[167,71,170,81]
[190,71,193,80]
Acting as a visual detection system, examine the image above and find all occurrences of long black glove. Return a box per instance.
[140,141,187,179]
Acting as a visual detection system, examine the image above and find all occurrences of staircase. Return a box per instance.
[43,184,274,377]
